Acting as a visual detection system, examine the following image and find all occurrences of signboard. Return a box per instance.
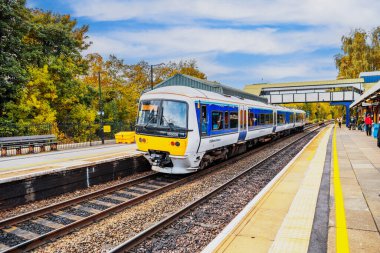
[103,125,111,133]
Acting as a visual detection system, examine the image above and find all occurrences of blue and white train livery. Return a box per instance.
[135,85,305,174]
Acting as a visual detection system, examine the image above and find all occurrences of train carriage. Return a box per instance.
[135,84,306,174]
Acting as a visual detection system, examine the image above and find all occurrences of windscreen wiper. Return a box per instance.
[143,114,158,129]
[161,115,174,131]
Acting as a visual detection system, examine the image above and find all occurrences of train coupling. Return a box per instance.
[148,150,172,167]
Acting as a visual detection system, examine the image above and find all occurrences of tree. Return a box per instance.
[0,0,30,116]
[335,27,380,78]
[83,55,207,127]
[155,60,206,84]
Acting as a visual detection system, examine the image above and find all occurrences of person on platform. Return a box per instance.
[365,114,373,136]
[337,117,342,128]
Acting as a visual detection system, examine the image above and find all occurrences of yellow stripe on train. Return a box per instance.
[135,134,188,156]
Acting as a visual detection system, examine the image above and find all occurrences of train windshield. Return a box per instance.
[137,100,188,130]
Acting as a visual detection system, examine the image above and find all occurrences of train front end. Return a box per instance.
[135,92,200,174]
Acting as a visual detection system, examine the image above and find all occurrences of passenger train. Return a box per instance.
[135,86,306,174]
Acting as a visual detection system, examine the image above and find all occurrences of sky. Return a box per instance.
[27,0,380,89]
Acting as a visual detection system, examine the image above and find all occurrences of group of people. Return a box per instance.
[337,114,373,136]
[337,114,379,148]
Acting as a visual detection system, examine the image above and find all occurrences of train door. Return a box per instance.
[200,105,208,136]
[238,106,247,141]
[273,109,277,133]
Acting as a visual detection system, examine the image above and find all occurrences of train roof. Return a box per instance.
[151,74,268,104]
[143,85,272,107]
[143,86,306,114]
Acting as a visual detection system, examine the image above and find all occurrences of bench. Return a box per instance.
[0,135,58,157]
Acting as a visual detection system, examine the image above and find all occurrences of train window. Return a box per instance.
[259,114,265,125]
[269,113,273,124]
[243,110,247,129]
[160,100,188,129]
[224,112,229,129]
[277,114,285,124]
[212,111,224,130]
[230,112,238,128]
[248,112,254,127]
[201,105,207,135]
[290,113,294,123]
[239,111,243,129]
[265,114,270,124]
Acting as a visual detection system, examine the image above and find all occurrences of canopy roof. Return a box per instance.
[350,81,380,108]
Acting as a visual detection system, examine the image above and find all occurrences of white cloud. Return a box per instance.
[85,26,341,58]
[71,0,373,86]
[69,0,380,30]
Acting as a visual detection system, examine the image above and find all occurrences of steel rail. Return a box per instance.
[0,173,159,228]
[109,124,328,252]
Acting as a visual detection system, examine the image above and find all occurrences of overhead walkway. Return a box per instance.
[244,71,380,127]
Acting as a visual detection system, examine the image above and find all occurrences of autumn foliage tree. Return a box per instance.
[335,27,380,79]
[83,54,206,128]
[0,1,207,139]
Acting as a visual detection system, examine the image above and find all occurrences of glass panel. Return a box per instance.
[230,112,238,128]
[224,112,229,129]
[260,114,265,125]
[212,112,224,130]
[137,100,161,126]
[201,105,207,135]
[160,100,187,129]
[248,112,254,127]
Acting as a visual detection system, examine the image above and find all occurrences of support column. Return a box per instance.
[330,101,353,127]
[345,104,350,127]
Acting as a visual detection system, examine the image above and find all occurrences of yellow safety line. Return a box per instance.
[333,125,350,252]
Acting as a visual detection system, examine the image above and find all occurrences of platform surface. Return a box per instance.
[0,144,139,182]
[204,125,380,253]
[328,127,380,252]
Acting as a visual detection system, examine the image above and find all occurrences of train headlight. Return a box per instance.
[175,141,180,147]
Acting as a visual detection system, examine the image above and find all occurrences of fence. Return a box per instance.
[0,121,135,157]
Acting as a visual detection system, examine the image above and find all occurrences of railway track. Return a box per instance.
[109,124,327,252]
[0,124,322,252]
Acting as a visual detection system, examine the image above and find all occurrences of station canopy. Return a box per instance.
[153,73,268,104]
[350,81,380,108]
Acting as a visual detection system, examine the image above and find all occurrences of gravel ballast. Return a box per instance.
[31,130,318,253]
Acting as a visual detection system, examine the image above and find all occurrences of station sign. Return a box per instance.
[103,125,111,133]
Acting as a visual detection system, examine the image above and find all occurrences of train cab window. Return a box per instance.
[224,112,229,129]
[212,111,224,130]
[137,100,160,126]
[248,112,254,127]
[201,105,207,135]
[229,112,238,128]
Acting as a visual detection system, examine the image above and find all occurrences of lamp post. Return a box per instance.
[98,71,104,144]
[150,63,164,89]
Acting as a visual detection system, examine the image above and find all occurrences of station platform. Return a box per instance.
[204,125,380,253]
[0,143,139,182]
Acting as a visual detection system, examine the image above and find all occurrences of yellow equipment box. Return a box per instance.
[115,131,135,144]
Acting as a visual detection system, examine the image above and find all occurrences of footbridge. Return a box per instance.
[244,72,380,126]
